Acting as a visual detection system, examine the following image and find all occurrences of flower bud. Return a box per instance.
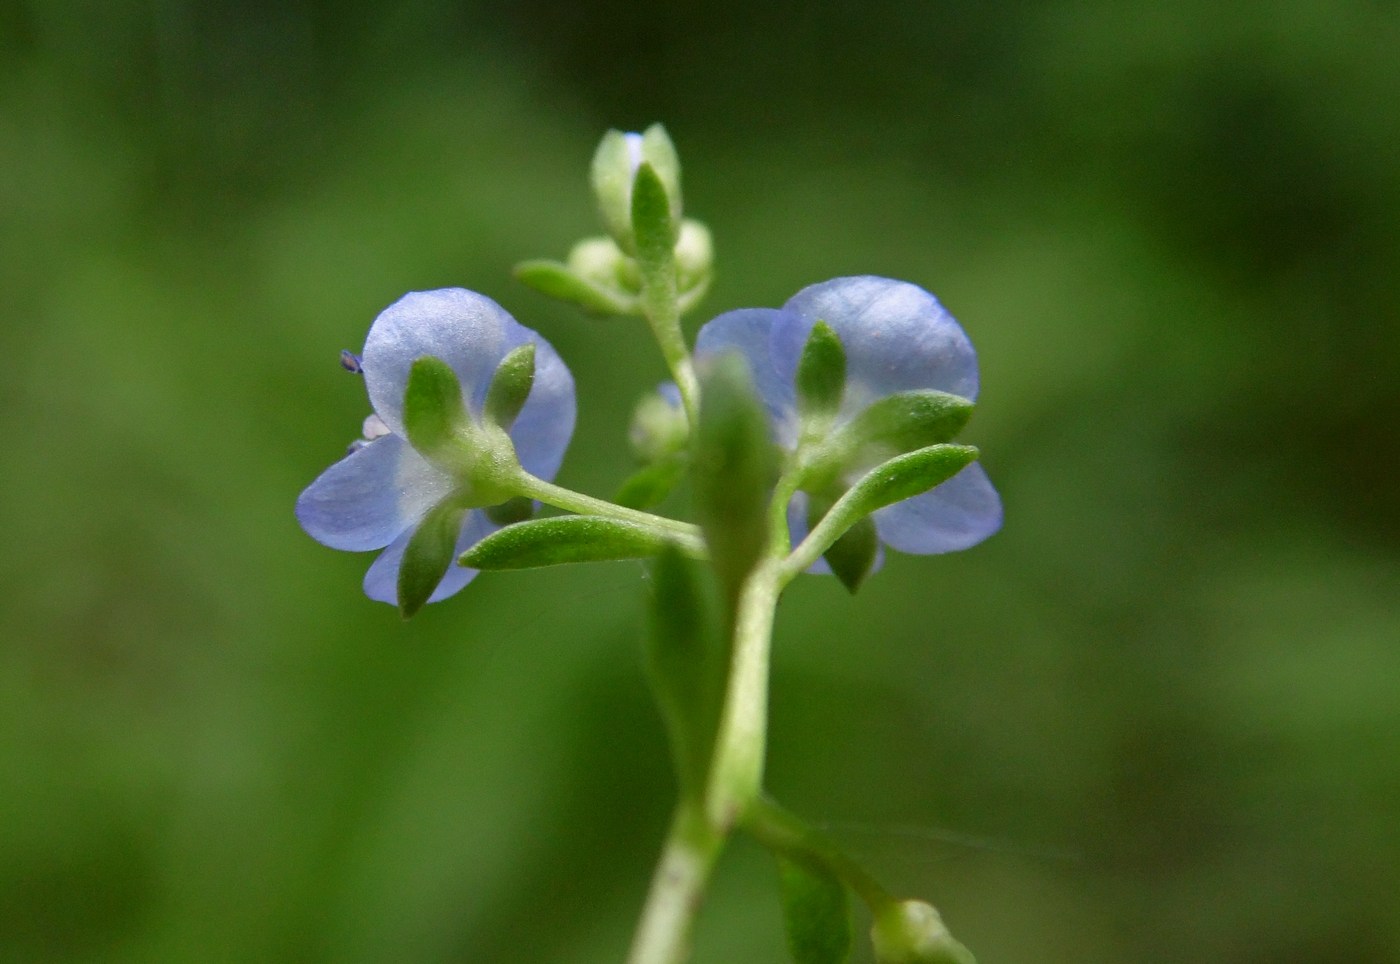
[675,219,714,294]
[590,124,683,254]
[629,386,689,463]
[870,900,976,964]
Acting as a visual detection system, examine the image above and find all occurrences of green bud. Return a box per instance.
[483,343,536,431]
[675,219,714,294]
[870,900,976,964]
[459,515,676,570]
[398,499,469,619]
[629,391,690,463]
[590,124,683,254]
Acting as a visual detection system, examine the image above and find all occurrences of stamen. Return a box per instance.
[339,350,364,373]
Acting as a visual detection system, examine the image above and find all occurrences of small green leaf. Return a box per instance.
[458,516,674,570]
[647,544,724,800]
[615,454,687,510]
[398,499,468,619]
[822,513,878,594]
[632,162,678,274]
[403,356,470,461]
[844,444,979,520]
[513,259,635,315]
[796,321,847,423]
[693,354,778,601]
[483,344,536,431]
[482,496,534,527]
[779,856,852,964]
[841,391,973,460]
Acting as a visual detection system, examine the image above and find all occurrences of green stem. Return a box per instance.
[628,558,783,964]
[516,472,703,547]
[639,249,700,428]
[741,795,895,913]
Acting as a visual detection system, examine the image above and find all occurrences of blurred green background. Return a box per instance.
[4,1,1398,961]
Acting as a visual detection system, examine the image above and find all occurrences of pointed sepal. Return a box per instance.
[397,499,468,619]
[458,515,675,570]
[779,856,854,964]
[822,513,878,594]
[796,321,847,425]
[632,161,679,274]
[615,454,688,510]
[482,496,535,527]
[841,390,974,462]
[403,356,471,466]
[483,343,536,431]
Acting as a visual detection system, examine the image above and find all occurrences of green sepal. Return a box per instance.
[778,856,853,964]
[841,390,973,461]
[403,356,471,464]
[397,499,468,619]
[646,544,724,801]
[796,321,847,424]
[483,343,536,431]
[615,454,687,510]
[822,512,878,595]
[632,162,679,273]
[458,515,674,570]
[870,900,976,964]
[482,496,534,527]
[640,123,683,224]
[692,354,778,602]
[803,445,979,559]
[513,259,635,315]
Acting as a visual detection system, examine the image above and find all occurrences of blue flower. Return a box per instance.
[296,288,576,606]
[695,276,1001,566]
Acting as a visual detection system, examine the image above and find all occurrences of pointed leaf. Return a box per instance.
[615,454,687,510]
[845,444,979,519]
[796,321,847,423]
[779,857,853,964]
[514,259,635,315]
[693,354,777,600]
[647,545,724,800]
[458,516,674,570]
[402,355,470,461]
[398,500,468,618]
[591,129,637,251]
[483,343,536,431]
[483,496,535,527]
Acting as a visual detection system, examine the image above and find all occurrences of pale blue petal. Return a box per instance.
[506,332,577,481]
[362,288,514,436]
[695,308,798,445]
[872,462,1002,554]
[773,277,979,422]
[785,491,885,577]
[362,510,496,606]
[296,434,455,551]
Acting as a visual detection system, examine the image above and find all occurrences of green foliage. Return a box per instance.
[459,516,676,570]
[778,857,853,964]
[615,454,688,510]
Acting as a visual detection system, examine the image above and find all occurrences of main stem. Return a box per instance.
[627,559,782,964]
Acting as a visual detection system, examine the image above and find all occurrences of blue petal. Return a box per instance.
[361,288,515,437]
[872,463,1002,554]
[694,308,798,445]
[296,434,455,551]
[773,277,980,422]
[362,509,496,606]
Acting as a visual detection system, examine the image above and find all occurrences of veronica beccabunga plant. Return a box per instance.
[297,124,998,964]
